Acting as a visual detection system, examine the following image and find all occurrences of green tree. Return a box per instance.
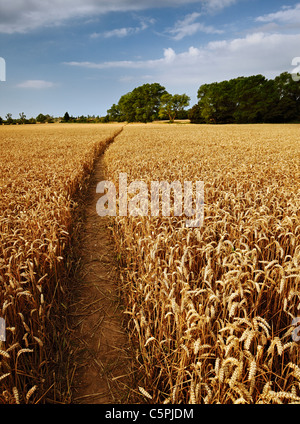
[63,112,70,122]
[159,93,190,122]
[107,104,121,121]
[36,113,47,123]
[19,112,26,124]
[195,74,296,124]
[118,92,136,122]
[233,75,268,123]
[215,80,236,123]
[45,114,54,123]
[107,83,168,122]
[197,81,236,124]
[36,113,54,123]
[5,113,13,124]
[197,83,217,123]
[273,72,300,122]
[188,104,205,124]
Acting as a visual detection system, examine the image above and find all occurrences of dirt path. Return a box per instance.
[70,135,133,404]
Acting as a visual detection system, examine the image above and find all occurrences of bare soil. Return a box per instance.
[69,154,133,404]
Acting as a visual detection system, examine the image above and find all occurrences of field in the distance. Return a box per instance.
[104,123,300,403]
[0,122,299,404]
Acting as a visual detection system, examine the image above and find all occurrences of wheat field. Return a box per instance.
[0,122,299,404]
[0,123,123,403]
[103,123,300,404]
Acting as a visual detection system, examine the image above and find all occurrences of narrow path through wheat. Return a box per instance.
[71,134,132,404]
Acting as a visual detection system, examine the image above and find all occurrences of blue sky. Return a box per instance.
[0,0,299,119]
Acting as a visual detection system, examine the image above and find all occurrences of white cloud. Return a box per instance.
[163,47,176,63]
[17,80,56,89]
[101,27,136,38]
[91,16,155,39]
[168,12,223,40]
[202,0,238,12]
[64,32,300,87]
[106,27,134,38]
[256,3,300,25]
[0,0,238,33]
[64,47,178,70]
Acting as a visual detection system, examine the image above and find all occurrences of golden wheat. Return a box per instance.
[0,123,123,403]
[104,122,300,404]
[1,121,299,404]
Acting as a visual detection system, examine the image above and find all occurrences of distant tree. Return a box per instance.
[107,83,168,122]
[36,113,54,123]
[273,72,300,122]
[19,112,26,124]
[107,103,122,122]
[195,73,300,124]
[214,80,236,123]
[36,113,47,123]
[99,115,110,123]
[232,75,268,123]
[45,114,54,123]
[118,92,136,122]
[176,108,189,120]
[5,113,13,124]
[158,93,190,122]
[188,104,205,124]
[63,111,70,122]
[0,116,2,125]
[197,83,216,123]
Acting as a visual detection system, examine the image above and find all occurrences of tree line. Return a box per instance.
[0,112,109,125]
[188,72,300,124]
[1,71,299,125]
[106,72,300,124]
